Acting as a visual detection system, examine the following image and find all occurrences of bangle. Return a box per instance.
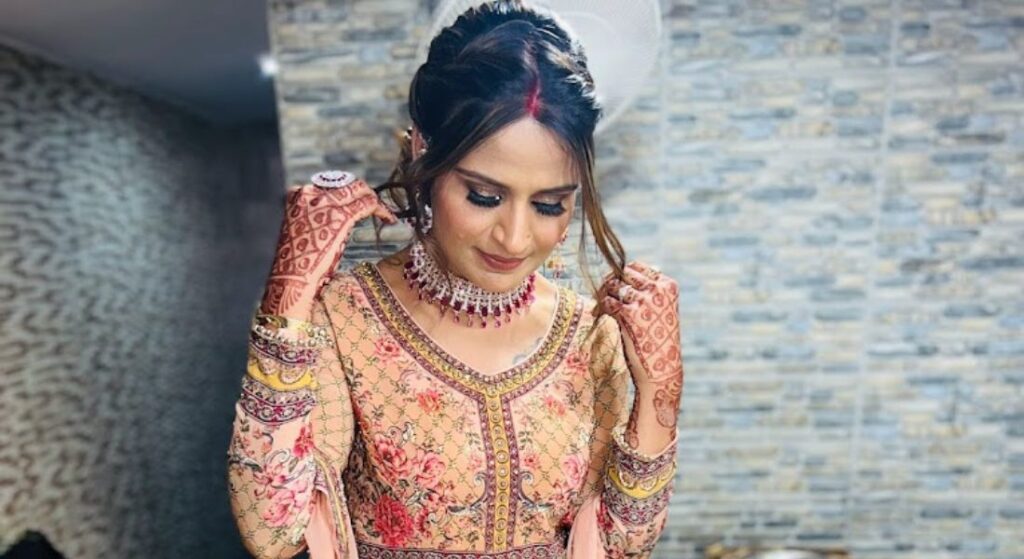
[607,460,676,499]
[611,424,677,465]
[249,330,321,365]
[251,313,331,349]
[608,423,677,499]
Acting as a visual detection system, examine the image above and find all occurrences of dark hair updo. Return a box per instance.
[375,0,626,293]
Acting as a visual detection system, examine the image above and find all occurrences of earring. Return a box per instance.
[544,231,568,279]
[405,126,428,158]
[420,201,433,235]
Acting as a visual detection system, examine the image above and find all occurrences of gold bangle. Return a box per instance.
[607,461,676,499]
[253,313,321,334]
[246,356,318,391]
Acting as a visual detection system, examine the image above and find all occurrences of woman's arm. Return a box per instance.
[572,313,678,558]
[227,289,357,559]
[228,173,392,557]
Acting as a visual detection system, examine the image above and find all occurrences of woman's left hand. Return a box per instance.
[597,261,684,429]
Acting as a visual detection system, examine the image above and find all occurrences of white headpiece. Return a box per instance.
[417,0,663,136]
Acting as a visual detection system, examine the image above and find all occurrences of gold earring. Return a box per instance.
[544,232,568,279]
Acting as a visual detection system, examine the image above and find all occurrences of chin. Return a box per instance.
[477,273,523,291]
[476,267,535,291]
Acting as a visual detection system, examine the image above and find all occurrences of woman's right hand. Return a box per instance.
[259,172,398,319]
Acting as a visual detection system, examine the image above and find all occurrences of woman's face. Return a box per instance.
[424,117,578,293]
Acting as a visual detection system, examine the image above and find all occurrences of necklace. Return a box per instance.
[402,240,537,328]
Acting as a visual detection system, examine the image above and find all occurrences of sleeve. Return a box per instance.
[567,314,678,559]
[226,283,359,559]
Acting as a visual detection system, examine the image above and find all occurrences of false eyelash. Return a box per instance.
[534,201,566,217]
[466,188,567,217]
[467,189,501,207]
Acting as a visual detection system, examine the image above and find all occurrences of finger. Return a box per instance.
[601,270,627,291]
[598,267,620,288]
[600,294,624,317]
[622,266,655,291]
[629,261,663,280]
[611,279,639,303]
[343,178,374,201]
[373,199,400,224]
[351,191,388,222]
[319,182,363,204]
[615,283,640,304]
[602,277,623,299]
[285,184,307,205]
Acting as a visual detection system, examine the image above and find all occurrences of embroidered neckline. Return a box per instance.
[353,260,578,390]
[351,260,584,550]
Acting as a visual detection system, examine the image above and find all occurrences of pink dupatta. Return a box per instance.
[305,489,358,559]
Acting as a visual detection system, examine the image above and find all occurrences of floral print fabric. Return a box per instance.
[228,261,676,558]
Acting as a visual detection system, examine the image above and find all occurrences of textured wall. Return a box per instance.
[0,43,281,557]
[269,1,1024,558]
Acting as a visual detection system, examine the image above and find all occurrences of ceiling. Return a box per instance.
[0,0,277,126]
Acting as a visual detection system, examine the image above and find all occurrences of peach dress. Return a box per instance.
[228,261,677,558]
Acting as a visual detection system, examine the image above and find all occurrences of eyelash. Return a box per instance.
[466,187,567,217]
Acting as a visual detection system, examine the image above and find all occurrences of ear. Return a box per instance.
[411,125,427,160]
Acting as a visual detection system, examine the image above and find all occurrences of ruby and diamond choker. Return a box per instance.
[402,240,536,329]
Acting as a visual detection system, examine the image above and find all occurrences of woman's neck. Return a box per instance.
[376,243,556,332]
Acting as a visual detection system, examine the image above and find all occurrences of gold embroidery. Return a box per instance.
[354,261,579,551]
[246,355,318,391]
[606,462,675,499]
[354,261,575,395]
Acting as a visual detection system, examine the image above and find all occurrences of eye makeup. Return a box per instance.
[465,184,568,217]
[466,188,501,208]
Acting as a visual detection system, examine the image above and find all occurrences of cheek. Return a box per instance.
[433,188,490,239]
[539,222,567,249]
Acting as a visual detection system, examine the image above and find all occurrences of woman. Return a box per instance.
[227,1,684,557]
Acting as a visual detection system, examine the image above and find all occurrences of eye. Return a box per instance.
[466,188,502,208]
[533,201,567,217]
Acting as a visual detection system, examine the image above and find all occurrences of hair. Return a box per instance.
[373,0,626,294]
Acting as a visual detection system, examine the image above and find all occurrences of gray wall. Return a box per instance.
[269,1,1024,558]
[0,43,281,557]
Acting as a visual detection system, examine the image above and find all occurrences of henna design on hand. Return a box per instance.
[599,262,684,429]
[653,374,682,428]
[260,180,395,316]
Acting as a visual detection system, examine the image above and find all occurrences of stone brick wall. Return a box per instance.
[269,1,1023,557]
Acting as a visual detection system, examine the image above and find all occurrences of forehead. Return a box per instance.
[457,118,577,190]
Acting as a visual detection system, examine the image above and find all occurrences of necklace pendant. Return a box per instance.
[404,240,538,330]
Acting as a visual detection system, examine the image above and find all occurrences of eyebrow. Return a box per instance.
[454,167,579,196]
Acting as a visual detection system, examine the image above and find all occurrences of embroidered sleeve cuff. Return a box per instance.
[611,423,678,467]
[238,374,317,425]
[249,328,322,366]
[602,472,674,525]
[602,425,676,525]
[244,311,327,402]
[249,312,331,366]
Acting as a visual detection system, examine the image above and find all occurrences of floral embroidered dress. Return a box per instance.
[228,261,678,559]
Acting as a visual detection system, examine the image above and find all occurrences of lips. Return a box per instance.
[478,249,525,271]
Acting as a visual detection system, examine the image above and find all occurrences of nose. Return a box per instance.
[492,202,532,258]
